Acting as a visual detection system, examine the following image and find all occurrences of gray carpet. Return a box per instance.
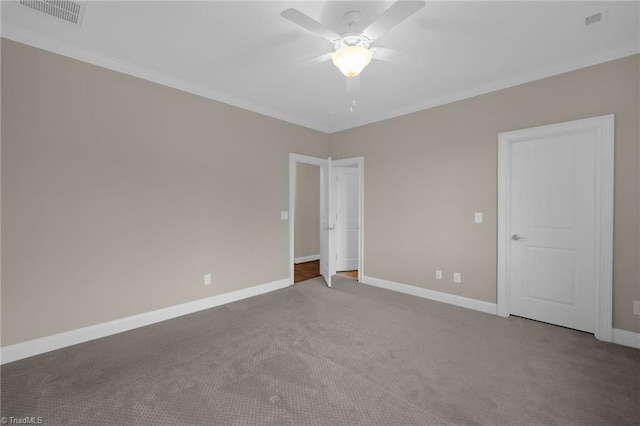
[2,276,639,425]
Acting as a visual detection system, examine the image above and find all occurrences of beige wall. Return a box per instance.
[330,54,640,333]
[294,163,320,259]
[2,39,638,347]
[1,40,329,345]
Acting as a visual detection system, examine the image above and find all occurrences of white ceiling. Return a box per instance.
[2,1,639,133]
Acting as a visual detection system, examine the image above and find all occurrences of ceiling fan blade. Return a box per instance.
[372,47,396,62]
[303,53,333,66]
[280,8,341,42]
[363,0,426,41]
[346,76,360,93]
[372,47,413,67]
[282,52,332,70]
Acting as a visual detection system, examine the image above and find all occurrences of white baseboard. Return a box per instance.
[361,275,497,315]
[1,278,290,365]
[362,275,639,350]
[294,254,320,264]
[612,328,640,349]
[4,275,634,365]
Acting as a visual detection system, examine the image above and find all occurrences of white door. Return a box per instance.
[334,167,359,271]
[498,115,614,336]
[319,157,335,287]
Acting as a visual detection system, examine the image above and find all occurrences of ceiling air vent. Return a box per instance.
[585,13,602,26]
[19,0,86,26]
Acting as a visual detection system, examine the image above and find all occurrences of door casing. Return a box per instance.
[288,154,364,285]
[332,157,364,281]
[497,114,614,342]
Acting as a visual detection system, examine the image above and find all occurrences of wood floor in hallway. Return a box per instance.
[294,260,320,283]
[294,260,357,283]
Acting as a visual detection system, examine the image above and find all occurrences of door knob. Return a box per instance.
[512,234,526,240]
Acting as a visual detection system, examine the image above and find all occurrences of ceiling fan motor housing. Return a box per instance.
[334,33,371,51]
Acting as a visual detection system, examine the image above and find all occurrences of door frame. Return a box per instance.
[289,153,326,285]
[288,154,364,285]
[332,157,365,282]
[497,114,614,342]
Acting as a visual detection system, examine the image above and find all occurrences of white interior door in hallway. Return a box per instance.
[319,156,334,287]
[498,115,614,340]
[334,167,359,272]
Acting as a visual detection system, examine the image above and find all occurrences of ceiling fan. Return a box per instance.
[281,1,425,91]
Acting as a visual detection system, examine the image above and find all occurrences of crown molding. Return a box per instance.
[326,43,640,134]
[1,25,331,134]
[2,24,637,136]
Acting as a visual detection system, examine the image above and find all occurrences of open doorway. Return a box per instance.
[288,154,364,287]
[293,162,321,284]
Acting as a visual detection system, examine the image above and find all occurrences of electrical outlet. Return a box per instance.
[435,270,443,280]
[204,273,212,286]
[453,272,462,283]
[633,300,640,316]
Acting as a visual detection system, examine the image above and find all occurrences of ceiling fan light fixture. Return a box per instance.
[331,46,373,78]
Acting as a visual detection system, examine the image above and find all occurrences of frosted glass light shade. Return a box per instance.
[331,46,373,78]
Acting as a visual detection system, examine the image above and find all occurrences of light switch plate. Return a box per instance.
[435,270,443,280]
[453,272,462,283]
[474,212,483,224]
[280,211,288,220]
[204,274,212,286]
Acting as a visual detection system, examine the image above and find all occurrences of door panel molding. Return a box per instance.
[497,114,614,342]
